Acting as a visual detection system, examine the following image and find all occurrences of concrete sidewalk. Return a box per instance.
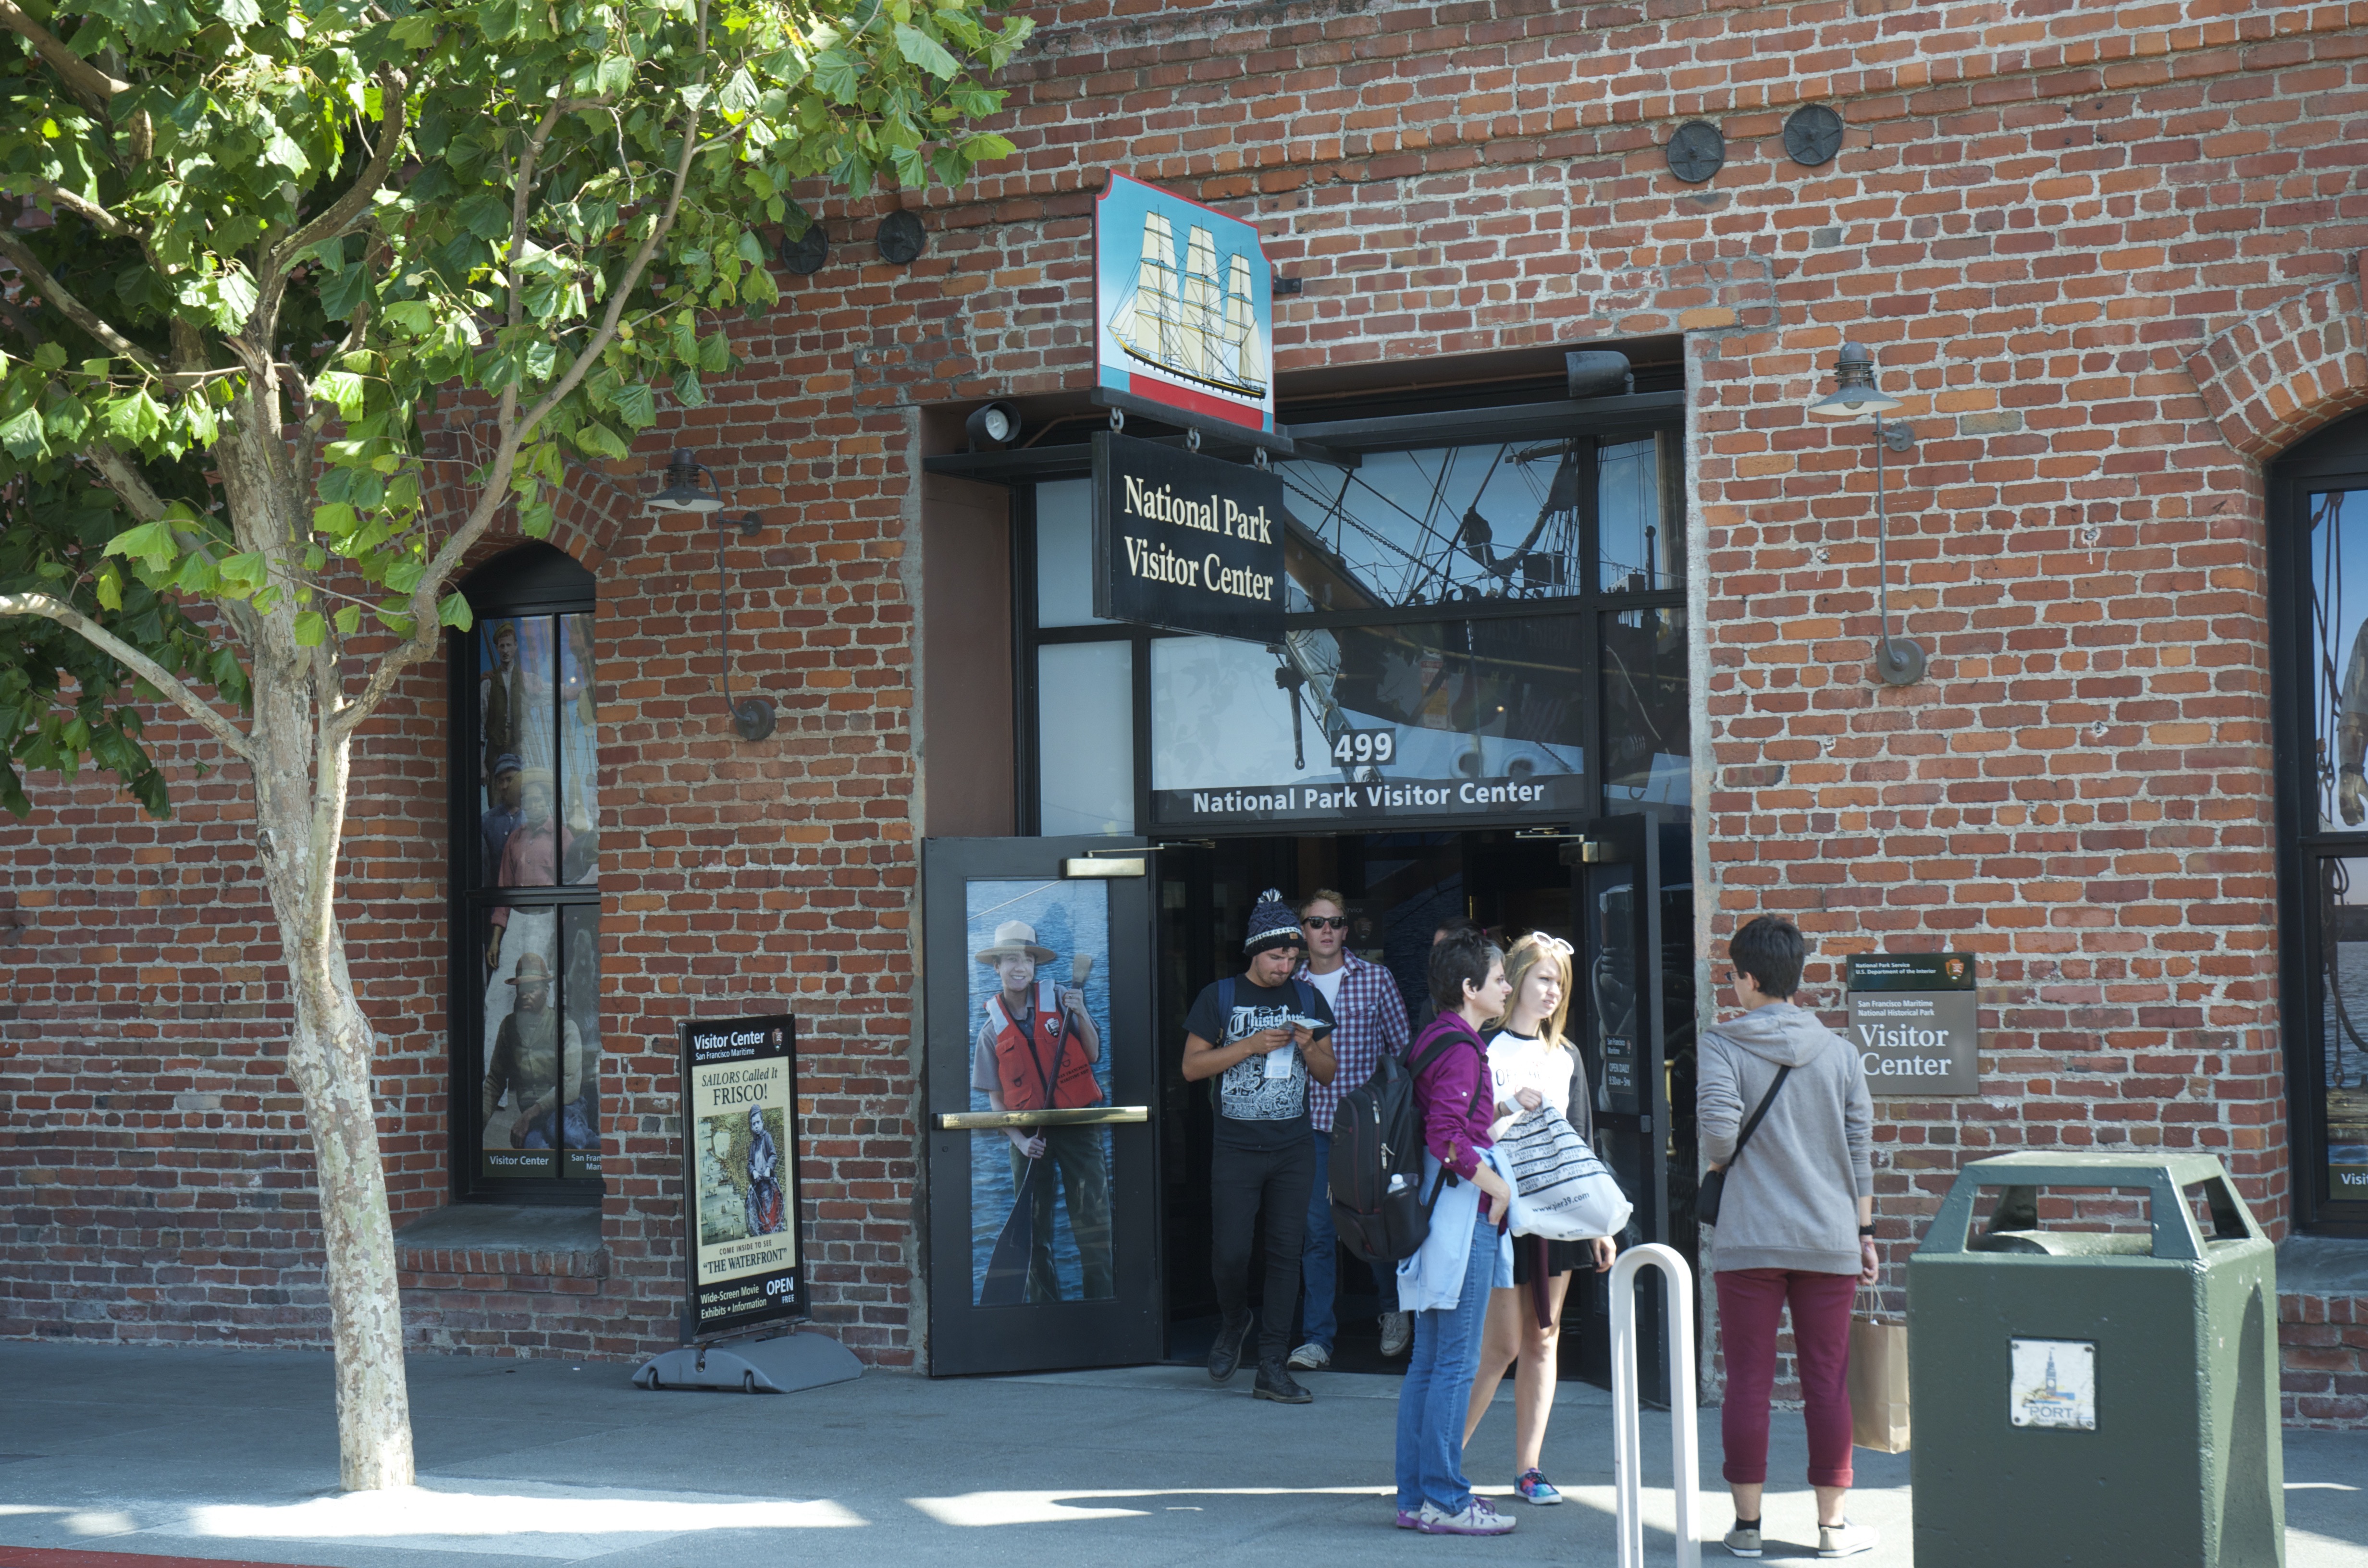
[0,1342,2361,1568]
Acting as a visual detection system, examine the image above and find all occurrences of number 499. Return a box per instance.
[1330,728,1395,766]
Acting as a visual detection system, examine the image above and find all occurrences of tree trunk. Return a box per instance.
[219,391,417,1492]
[285,937,417,1490]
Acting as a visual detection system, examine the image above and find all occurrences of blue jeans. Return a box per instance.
[1394,1205,1497,1515]
[1301,1129,1400,1349]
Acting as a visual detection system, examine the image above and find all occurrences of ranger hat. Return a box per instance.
[974,920,1056,965]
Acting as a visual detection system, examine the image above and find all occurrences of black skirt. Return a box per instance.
[1511,1233,1591,1284]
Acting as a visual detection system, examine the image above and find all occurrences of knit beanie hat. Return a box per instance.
[1244,888,1303,956]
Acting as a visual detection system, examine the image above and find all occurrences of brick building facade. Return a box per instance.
[9,0,2368,1424]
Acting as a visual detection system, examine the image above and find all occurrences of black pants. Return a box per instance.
[1209,1134,1316,1365]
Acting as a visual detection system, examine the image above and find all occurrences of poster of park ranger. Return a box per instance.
[680,1015,803,1338]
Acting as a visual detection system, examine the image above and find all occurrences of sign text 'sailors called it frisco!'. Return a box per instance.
[1092,430,1287,644]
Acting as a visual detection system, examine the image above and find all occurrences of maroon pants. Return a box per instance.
[1714,1268,1857,1489]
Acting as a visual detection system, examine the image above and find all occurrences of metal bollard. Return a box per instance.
[1610,1242,1702,1568]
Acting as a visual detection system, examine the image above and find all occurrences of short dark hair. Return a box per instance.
[1429,928,1503,1012]
[1730,916,1804,999]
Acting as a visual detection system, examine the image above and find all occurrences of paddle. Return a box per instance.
[977,1154,1042,1306]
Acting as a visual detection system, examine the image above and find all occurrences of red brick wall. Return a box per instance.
[8,1,2368,1408]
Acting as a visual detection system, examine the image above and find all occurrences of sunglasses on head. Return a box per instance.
[1302,916,1348,931]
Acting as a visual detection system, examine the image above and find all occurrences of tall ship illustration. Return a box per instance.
[1106,212,1268,400]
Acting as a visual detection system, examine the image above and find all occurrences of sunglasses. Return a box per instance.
[1302,916,1348,931]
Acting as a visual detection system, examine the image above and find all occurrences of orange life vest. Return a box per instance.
[987,981,1103,1114]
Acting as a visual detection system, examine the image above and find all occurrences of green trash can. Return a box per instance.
[1909,1151,2283,1568]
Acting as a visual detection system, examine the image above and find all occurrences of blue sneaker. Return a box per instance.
[1515,1469,1563,1505]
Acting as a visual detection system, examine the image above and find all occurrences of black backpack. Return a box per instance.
[1326,1023,1490,1264]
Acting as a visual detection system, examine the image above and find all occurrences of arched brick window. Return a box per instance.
[2275,408,2368,1236]
[449,543,603,1203]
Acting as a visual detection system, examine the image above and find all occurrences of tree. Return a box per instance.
[0,0,1029,1490]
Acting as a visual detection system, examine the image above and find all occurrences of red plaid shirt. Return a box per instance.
[1298,951,1411,1133]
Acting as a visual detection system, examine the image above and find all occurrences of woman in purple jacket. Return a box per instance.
[1393,928,1517,1537]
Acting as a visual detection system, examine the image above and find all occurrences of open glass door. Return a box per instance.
[923,835,1162,1374]
[1569,811,1679,1401]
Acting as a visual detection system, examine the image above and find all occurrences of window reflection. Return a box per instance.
[1602,606,1688,806]
[1150,619,1585,804]
[1277,441,1586,610]
[1037,641,1135,834]
[1598,434,1683,593]
[2312,490,2368,831]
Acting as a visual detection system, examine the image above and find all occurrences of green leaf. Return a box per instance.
[106,521,180,572]
[0,406,46,458]
[292,611,326,647]
[610,380,656,428]
[334,606,362,637]
[893,23,960,79]
[438,591,474,630]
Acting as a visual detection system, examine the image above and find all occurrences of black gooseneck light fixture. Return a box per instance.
[1809,342,1924,686]
[647,449,777,741]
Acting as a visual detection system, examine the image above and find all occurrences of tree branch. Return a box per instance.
[0,229,160,372]
[82,441,169,521]
[257,65,410,328]
[321,12,714,754]
[0,591,254,763]
[1,175,139,238]
[0,0,130,112]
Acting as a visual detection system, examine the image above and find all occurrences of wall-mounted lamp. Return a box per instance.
[1566,350,1635,399]
[1808,342,1924,686]
[647,449,777,741]
[965,402,1022,452]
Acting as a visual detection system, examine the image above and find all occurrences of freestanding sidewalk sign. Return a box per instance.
[633,1014,861,1394]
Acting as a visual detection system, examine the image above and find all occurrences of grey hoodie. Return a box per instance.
[1697,1003,1874,1276]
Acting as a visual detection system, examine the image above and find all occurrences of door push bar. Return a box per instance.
[1611,1242,1703,1568]
[936,1106,1152,1130]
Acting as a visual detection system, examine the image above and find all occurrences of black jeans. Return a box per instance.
[1209,1133,1317,1365]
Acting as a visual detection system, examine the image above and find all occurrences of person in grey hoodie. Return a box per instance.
[1698,916,1878,1561]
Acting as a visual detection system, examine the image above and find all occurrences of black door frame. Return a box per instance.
[922,834,1165,1374]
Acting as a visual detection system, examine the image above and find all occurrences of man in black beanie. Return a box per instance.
[1182,888,1338,1403]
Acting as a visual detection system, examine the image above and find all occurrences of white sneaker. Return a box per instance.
[1818,1520,1876,1558]
[1723,1522,1763,1557]
[1415,1498,1515,1536]
[1378,1310,1413,1358]
[1285,1341,1330,1371]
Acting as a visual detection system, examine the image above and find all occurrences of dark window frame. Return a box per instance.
[1009,405,1688,839]
[445,543,605,1207]
[2272,409,2368,1236]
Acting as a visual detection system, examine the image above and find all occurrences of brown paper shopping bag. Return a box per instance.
[1848,1287,1911,1453]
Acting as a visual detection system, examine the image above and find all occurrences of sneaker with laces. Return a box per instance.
[1514,1469,1562,1505]
[1818,1520,1876,1558]
[1286,1341,1331,1371]
[1415,1498,1516,1536]
[1723,1522,1763,1557]
[1378,1310,1414,1358]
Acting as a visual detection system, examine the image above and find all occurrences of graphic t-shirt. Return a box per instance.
[1183,974,1336,1151]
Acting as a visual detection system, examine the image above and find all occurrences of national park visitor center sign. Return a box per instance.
[1091,430,1286,644]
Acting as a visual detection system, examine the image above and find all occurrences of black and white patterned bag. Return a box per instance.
[1498,1107,1631,1241]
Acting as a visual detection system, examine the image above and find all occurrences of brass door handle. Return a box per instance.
[937,1106,1150,1130]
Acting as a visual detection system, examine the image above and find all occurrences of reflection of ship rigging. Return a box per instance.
[1107,211,1267,399]
[1278,440,1588,611]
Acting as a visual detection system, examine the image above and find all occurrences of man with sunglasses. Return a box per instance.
[1289,889,1415,1370]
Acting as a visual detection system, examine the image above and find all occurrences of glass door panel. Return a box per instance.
[924,835,1161,1374]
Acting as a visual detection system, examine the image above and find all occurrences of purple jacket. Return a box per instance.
[1410,1013,1493,1180]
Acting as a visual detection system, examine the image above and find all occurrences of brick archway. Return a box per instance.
[2189,256,2368,460]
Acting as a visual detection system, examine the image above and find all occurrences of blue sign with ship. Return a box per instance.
[1094,172,1275,434]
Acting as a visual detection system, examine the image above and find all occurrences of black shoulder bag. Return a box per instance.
[1697,1064,1791,1226]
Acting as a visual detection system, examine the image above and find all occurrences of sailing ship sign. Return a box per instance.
[1095,172,1275,435]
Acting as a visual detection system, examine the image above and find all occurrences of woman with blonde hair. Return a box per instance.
[1460,931,1616,1505]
